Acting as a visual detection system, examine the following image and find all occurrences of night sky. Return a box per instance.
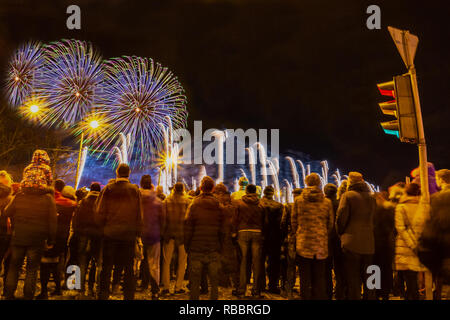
[1,0,449,189]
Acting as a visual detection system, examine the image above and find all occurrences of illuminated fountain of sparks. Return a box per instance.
[113,132,132,164]
[211,130,227,183]
[254,142,268,189]
[286,156,300,188]
[267,158,281,202]
[75,146,88,189]
[246,146,257,185]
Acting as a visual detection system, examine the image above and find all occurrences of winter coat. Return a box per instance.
[394,195,427,272]
[418,185,450,284]
[184,192,224,254]
[214,192,236,241]
[233,193,265,233]
[55,190,77,244]
[96,178,143,242]
[0,184,12,236]
[260,196,284,244]
[3,188,57,247]
[374,200,395,263]
[214,192,237,260]
[325,194,340,256]
[336,181,376,255]
[21,150,52,189]
[72,191,101,237]
[141,189,163,245]
[292,186,333,260]
[162,191,191,243]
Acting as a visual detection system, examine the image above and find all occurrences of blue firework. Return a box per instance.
[97,56,188,165]
[34,39,104,127]
[5,41,44,108]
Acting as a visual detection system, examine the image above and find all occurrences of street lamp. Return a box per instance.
[74,117,102,189]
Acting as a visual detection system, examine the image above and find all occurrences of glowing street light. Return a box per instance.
[75,116,102,189]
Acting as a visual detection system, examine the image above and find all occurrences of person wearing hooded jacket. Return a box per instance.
[96,163,143,300]
[72,182,102,297]
[2,154,57,300]
[161,182,191,295]
[280,188,302,299]
[139,175,163,300]
[324,183,344,300]
[292,173,333,300]
[393,182,428,300]
[233,184,265,298]
[213,183,239,294]
[336,172,376,300]
[184,176,224,300]
[259,186,284,294]
[418,169,450,300]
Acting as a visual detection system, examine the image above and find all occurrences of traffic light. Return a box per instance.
[377,74,419,143]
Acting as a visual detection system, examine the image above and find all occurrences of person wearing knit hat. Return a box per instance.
[231,176,249,201]
[336,170,377,300]
[21,149,53,190]
[280,187,303,298]
[323,183,343,300]
[161,178,191,296]
[213,182,228,195]
[213,182,239,295]
[348,171,364,185]
[292,173,333,300]
[260,185,284,294]
[184,175,223,300]
[3,166,57,300]
[263,185,274,197]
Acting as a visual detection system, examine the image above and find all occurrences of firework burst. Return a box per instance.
[34,39,104,128]
[97,56,188,165]
[5,41,44,108]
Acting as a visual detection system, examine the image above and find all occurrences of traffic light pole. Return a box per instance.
[404,32,432,300]
[409,66,430,203]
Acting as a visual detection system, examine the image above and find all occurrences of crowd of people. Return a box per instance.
[0,149,449,300]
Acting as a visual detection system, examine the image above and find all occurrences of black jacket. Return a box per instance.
[233,193,265,233]
[96,179,142,242]
[184,192,224,254]
[260,196,283,243]
[73,191,101,237]
[336,182,376,255]
[3,188,57,247]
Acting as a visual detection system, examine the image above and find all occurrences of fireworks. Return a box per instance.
[5,42,44,108]
[96,56,188,165]
[34,39,104,128]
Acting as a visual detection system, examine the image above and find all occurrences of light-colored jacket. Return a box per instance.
[394,195,428,272]
[293,186,333,260]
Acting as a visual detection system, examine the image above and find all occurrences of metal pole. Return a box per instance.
[404,31,432,300]
[75,132,84,190]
